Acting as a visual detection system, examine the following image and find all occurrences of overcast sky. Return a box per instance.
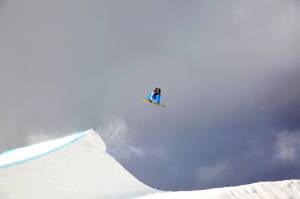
[0,0,300,190]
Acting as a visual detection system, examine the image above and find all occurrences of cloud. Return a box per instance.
[26,133,54,145]
[128,146,145,157]
[97,118,130,147]
[26,127,77,145]
[273,131,300,162]
[151,148,168,160]
[196,162,232,185]
[97,118,142,160]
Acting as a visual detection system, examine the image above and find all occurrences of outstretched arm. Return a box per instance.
[149,91,154,101]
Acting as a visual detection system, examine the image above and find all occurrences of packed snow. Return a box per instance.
[0,129,299,199]
[135,180,300,199]
[0,132,86,168]
[0,130,156,199]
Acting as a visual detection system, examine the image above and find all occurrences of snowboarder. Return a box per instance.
[147,88,161,104]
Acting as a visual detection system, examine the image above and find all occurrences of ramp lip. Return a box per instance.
[0,131,88,168]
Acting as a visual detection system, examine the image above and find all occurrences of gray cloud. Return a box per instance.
[0,0,300,190]
[273,131,300,162]
[196,161,232,186]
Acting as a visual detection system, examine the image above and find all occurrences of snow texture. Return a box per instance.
[135,180,300,199]
[0,129,156,199]
[0,129,299,199]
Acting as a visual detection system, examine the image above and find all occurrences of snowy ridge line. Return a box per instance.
[0,131,88,168]
[133,179,300,199]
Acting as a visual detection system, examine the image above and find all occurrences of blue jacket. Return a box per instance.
[147,91,161,104]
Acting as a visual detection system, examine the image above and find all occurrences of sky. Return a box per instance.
[0,0,300,191]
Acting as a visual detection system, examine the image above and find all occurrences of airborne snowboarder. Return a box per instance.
[147,88,161,104]
[144,88,165,107]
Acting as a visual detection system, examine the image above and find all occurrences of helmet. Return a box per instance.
[154,88,161,94]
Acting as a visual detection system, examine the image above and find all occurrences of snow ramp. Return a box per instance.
[0,129,299,199]
[0,129,157,199]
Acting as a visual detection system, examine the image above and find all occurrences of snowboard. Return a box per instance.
[143,98,165,108]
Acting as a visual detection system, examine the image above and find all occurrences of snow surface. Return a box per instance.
[0,129,299,199]
[0,131,86,168]
[134,180,300,199]
[0,129,157,199]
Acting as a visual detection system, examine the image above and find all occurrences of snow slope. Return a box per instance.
[0,129,299,199]
[135,180,300,199]
[0,129,157,199]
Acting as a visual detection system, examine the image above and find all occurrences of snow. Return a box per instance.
[0,131,87,168]
[0,129,299,199]
[0,129,156,199]
[134,180,300,199]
